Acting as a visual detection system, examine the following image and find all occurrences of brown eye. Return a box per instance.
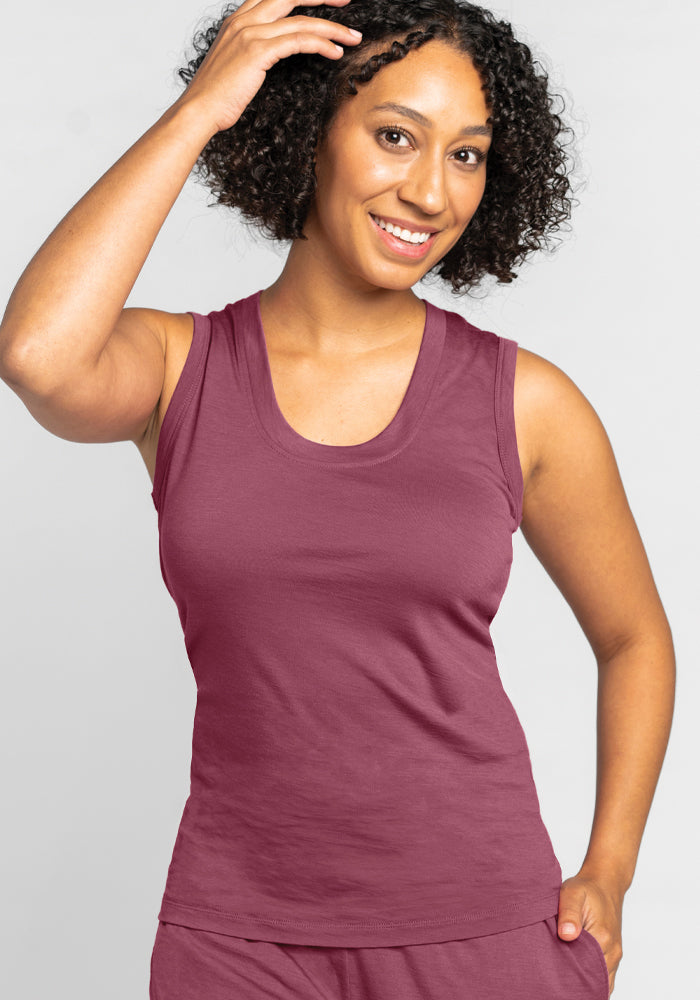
[453,146,486,167]
[377,126,413,149]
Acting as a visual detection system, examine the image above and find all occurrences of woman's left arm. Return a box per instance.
[514,346,676,996]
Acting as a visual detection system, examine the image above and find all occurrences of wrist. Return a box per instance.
[159,96,221,149]
[576,860,633,899]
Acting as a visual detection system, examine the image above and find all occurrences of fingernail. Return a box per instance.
[348,28,363,37]
[561,922,577,934]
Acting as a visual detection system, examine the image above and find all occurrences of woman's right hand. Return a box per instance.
[173,0,363,138]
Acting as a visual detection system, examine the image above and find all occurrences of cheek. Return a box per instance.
[319,153,396,226]
[454,174,487,219]
[362,154,403,188]
[324,154,398,208]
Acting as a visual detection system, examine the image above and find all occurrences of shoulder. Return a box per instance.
[130,309,194,480]
[513,344,611,494]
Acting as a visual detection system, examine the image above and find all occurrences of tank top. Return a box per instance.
[150,289,563,947]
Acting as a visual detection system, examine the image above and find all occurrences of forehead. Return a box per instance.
[338,38,491,123]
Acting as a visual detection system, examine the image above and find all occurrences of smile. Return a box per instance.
[370,214,433,244]
[369,214,439,258]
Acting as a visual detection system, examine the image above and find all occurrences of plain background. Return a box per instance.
[0,0,696,996]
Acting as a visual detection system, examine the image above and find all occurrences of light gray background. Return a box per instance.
[1,1,696,996]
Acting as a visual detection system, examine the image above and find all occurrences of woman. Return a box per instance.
[0,0,675,997]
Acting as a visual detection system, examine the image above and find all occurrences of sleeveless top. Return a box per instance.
[150,289,563,947]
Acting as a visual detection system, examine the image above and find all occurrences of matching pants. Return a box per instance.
[149,914,610,1000]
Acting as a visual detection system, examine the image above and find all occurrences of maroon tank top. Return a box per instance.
[150,289,563,947]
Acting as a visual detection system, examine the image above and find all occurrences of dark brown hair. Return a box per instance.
[177,0,577,294]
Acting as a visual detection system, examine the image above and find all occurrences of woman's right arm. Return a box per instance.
[0,0,361,445]
[0,101,218,445]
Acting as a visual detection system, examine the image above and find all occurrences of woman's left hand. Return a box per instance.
[557,872,625,996]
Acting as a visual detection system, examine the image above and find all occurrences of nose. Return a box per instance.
[396,152,448,217]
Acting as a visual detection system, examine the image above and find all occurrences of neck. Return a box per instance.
[257,236,426,358]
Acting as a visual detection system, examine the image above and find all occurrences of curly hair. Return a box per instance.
[176,0,577,294]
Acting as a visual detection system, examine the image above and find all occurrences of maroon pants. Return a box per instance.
[149,913,610,999]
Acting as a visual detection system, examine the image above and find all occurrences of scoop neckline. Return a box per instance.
[237,289,446,466]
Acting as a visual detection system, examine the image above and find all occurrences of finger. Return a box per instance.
[557,909,582,939]
[256,28,352,63]
[233,0,353,26]
[254,14,362,46]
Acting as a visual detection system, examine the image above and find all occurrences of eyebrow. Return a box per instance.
[370,102,493,136]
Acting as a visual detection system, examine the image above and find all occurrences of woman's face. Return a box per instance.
[303,39,493,292]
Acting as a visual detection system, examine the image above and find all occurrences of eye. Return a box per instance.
[452,146,487,168]
[376,125,487,168]
[376,125,413,149]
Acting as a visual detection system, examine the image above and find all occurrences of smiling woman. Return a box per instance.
[181,0,574,292]
[299,41,492,285]
[0,1,675,998]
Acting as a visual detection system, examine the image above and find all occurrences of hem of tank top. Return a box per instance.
[151,311,210,513]
[237,299,447,469]
[156,887,562,947]
[493,336,524,531]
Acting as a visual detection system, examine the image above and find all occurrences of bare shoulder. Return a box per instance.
[513,344,610,494]
[131,308,194,484]
[511,346,665,660]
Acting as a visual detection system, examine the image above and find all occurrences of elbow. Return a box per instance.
[0,326,73,396]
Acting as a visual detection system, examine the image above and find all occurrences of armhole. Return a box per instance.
[494,336,524,531]
[151,311,209,512]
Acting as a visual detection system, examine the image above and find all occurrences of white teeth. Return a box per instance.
[373,215,431,244]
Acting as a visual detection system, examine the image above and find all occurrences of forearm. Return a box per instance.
[0,98,216,390]
[578,625,676,896]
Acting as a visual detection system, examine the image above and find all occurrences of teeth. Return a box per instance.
[373,215,431,244]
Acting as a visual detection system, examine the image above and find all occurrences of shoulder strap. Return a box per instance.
[494,336,524,530]
[151,311,211,513]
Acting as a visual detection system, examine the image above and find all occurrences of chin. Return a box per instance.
[361,272,423,293]
[357,257,436,292]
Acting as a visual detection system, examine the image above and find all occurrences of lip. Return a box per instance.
[371,213,441,235]
[369,213,439,259]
